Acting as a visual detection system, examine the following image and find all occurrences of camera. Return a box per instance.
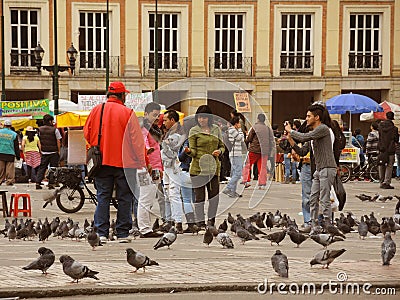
[284,121,289,126]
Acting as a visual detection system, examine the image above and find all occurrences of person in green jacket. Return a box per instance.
[0,120,20,185]
[184,105,225,227]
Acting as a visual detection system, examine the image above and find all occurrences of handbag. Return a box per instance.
[333,173,346,211]
[87,103,105,179]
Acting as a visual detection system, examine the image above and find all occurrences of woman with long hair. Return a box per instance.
[184,105,225,227]
[21,126,41,183]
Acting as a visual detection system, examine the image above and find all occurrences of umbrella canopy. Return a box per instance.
[326,93,383,114]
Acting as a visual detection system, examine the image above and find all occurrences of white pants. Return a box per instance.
[137,169,157,235]
[163,168,184,223]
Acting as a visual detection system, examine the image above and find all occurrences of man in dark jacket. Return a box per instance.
[378,111,398,189]
[36,114,62,189]
[0,120,20,185]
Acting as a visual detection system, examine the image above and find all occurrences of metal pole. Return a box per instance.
[53,0,59,115]
[1,0,6,100]
[154,0,158,103]
[105,0,109,91]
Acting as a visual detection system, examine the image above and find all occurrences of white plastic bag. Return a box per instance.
[330,186,339,212]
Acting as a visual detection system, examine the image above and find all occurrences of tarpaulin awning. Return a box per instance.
[360,101,400,121]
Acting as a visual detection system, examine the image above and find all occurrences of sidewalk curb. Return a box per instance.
[0,281,399,298]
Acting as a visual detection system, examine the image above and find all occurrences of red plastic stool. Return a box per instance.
[9,193,32,217]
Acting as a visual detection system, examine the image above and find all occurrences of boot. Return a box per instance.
[183,213,195,233]
[176,222,183,234]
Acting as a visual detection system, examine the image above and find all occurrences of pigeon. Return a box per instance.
[87,226,101,250]
[22,247,55,275]
[355,194,372,201]
[358,216,369,239]
[50,217,60,234]
[203,227,213,246]
[380,218,391,236]
[335,219,352,234]
[216,232,234,249]
[265,213,274,230]
[126,248,159,273]
[153,227,177,250]
[378,195,393,202]
[236,226,259,244]
[152,218,160,232]
[39,220,52,242]
[218,219,228,232]
[271,250,289,277]
[322,220,346,239]
[42,188,61,208]
[381,232,396,265]
[310,234,344,248]
[310,249,346,269]
[83,219,91,233]
[227,213,235,224]
[263,230,286,246]
[287,229,308,247]
[7,224,17,241]
[59,255,99,283]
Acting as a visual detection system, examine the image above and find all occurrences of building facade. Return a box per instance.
[1,0,399,131]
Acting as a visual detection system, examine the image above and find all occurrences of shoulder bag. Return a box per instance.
[87,103,105,179]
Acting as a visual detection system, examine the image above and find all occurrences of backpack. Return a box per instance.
[333,129,346,161]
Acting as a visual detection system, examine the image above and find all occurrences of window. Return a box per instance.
[10,9,39,68]
[349,14,381,71]
[280,14,313,72]
[79,12,107,69]
[149,13,179,70]
[214,14,244,70]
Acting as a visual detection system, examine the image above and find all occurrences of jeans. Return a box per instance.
[379,154,395,185]
[181,171,194,214]
[396,153,400,177]
[137,168,158,235]
[94,165,136,238]
[164,169,183,223]
[36,153,60,184]
[191,175,219,224]
[309,167,337,222]
[284,153,297,181]
[227,156,244,193]
[300,163,312,224]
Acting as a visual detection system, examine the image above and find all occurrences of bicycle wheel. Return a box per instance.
[369,164,380,182]
[56,186,85,213]
[338,164,351,183]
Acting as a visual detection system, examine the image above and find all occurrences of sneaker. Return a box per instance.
[140,231,164,238]
[258,184,266,190]
[117,236,132,243]
[241,182,251,188]
[381,183,394,189]
[222,189,235,197]
[48,184,55,190]
[99,236,108,244]
[232,192,242,198]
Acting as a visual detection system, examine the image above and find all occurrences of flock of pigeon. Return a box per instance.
[1,196,399,282]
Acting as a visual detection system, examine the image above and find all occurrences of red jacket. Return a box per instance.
[84,97,145,169]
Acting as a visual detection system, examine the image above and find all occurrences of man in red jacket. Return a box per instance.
[84,81,145,242]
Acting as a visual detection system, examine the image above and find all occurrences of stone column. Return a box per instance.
[125,0,141,76]
[191,0,206,77]
[325,0,341,76]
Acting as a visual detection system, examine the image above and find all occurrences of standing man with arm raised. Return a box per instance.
[284,104,337,227]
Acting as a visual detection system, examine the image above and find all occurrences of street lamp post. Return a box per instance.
[33,0,77,116]
[154,0,158,103]
[1,0,6,101]
[105,0,109,92]
[34,42,77,115]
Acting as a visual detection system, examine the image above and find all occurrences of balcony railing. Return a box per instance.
[280,55,314,74]
[348,53,382,74]
[10,52,37,73]
[143,56,188,77]
[75,54,120,76]
[208,56,252,77]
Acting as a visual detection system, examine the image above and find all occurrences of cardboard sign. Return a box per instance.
[234,93,251,112]
[78,92,153,111]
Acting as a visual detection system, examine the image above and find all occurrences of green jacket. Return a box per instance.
[0,128,17,156]
[188,124,225,176]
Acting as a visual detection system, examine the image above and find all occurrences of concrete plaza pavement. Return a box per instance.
[0,179,399,298]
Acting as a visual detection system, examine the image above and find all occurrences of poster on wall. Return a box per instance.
[233,93,251,113]
[78,92,153,111]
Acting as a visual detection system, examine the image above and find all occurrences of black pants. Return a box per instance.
[36,153,60,184]
[191,175,219,224]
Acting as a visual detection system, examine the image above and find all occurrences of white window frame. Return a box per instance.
[214,13,245,71]
[208,5,254,72]
[280,13,313,72]
[342,5,390,76]
[10,8,40,68]
[71,2,120,72]
[148,12,179,70]
[78,11,108,70]
[142,4,189,72]
[273,5,322,77]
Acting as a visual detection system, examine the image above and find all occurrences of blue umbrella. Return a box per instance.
[326,93,383,130]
